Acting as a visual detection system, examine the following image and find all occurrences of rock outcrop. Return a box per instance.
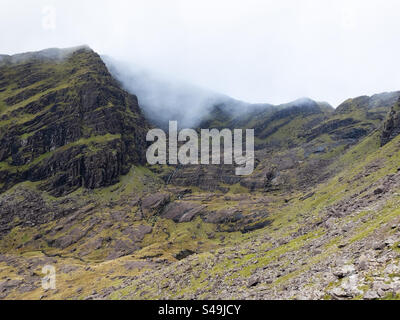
[381,97,400,146]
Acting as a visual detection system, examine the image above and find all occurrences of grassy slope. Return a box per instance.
[2,124,400,299]
[105,130,400,299]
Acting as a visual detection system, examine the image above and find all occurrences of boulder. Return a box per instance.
[141,193,170,217]
[161,202,206,223]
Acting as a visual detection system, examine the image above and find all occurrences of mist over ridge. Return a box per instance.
[103,55,335,129]
[0,45,90,66]
[103,55,248,129]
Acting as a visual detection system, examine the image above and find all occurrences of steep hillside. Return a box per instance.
[381,96,400,146]
[104,119,400,300]
[168,93,398,193]
[0,47,149,196]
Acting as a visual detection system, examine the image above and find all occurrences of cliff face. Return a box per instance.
[0,47,149,196]
[381,97,400,146]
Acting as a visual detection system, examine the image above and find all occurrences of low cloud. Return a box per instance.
[104,56,231,128]
[1,0,400,108]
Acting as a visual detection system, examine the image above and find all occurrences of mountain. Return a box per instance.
[168,93,399,192]
[0,47,149,196]
[381,96,400,146]
[1,47,400,300]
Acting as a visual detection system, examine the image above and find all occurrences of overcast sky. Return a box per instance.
[1,0,400,107]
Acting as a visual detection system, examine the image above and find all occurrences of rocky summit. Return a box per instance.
[1,47,400,300]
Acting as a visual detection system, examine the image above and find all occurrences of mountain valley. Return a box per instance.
[1,47,400,300]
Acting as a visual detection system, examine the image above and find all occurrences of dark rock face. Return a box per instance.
[174,249,195,260]
[241,220,271,233]
[205,208,243,224]
[0,47,149,196]
[381,98,400,146]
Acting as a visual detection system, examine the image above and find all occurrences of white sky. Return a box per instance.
[1,0,400,107]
